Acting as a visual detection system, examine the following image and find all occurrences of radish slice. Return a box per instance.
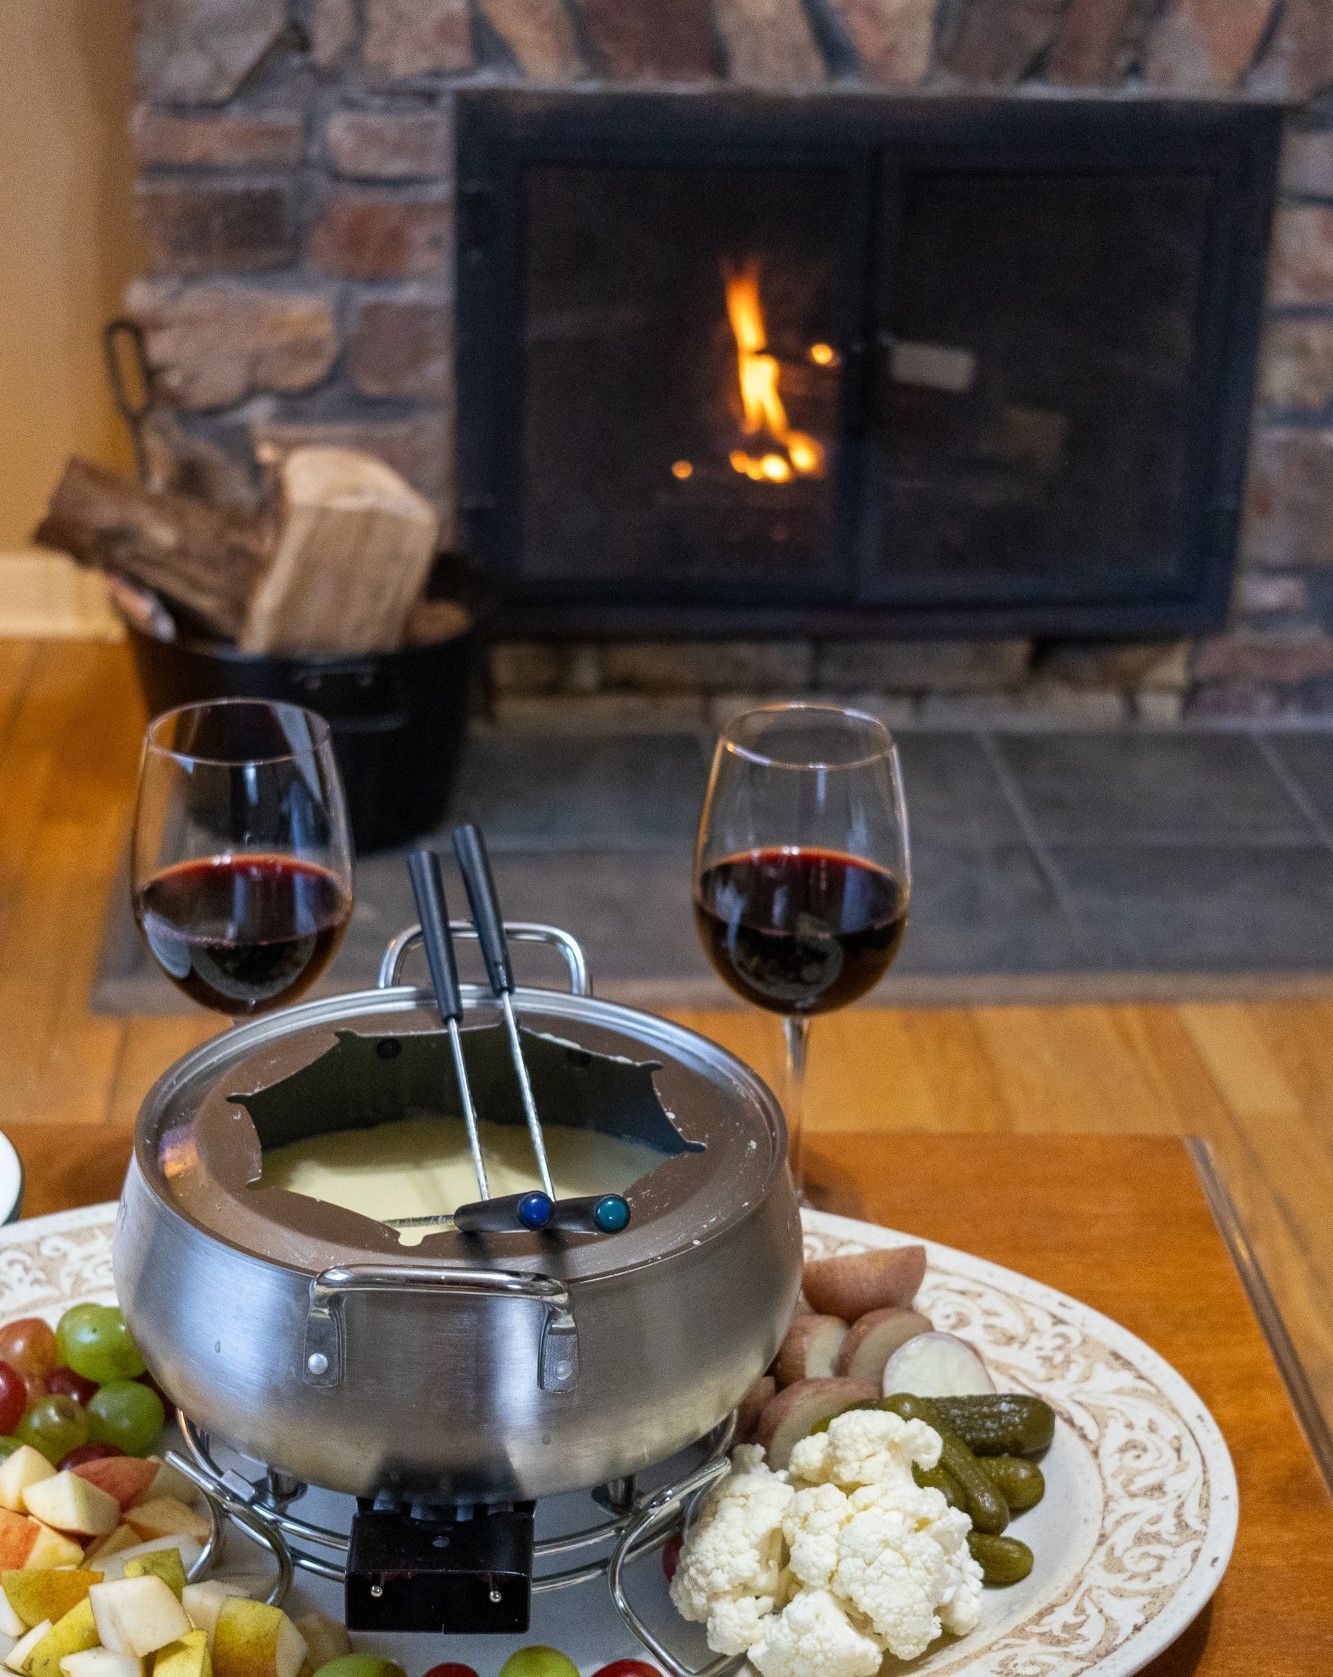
[881,1332,994,1398]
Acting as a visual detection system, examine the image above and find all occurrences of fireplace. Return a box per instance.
[124,0,1333,719]
[457,94,1280,639]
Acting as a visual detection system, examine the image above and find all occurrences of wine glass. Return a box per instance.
[132,699,354,1018]
[693,704,910,1198]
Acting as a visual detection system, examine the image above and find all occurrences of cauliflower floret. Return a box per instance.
[782,1482,848,1589]
[669,1445,795,1653]
[749,1588,882,1677]
[672,1409,987,1674]
[789,1407,941,1494]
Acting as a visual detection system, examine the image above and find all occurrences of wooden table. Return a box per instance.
[12,1126,1333,1674]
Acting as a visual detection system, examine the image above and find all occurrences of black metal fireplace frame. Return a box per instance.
[455,92,1281,640]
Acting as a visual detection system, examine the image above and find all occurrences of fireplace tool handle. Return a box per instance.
[452,822,556,1199]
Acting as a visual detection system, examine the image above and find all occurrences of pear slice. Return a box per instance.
[121,1557,185,1604]
[25,1600,99,1677]
[88,1580,191,1661]
[58,1650,142,1677]
[1,1574,102,1633]
[210,1602,306,1677]
[5,1622,51,1675]
[152,1630,209,1677]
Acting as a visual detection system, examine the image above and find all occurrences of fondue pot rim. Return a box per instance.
[133,978,789,1282]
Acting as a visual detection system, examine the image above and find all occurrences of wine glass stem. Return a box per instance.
[782,1013,811,1201]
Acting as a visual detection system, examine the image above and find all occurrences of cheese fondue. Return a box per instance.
[258,1114,664,1242]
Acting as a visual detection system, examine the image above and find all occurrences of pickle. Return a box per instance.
[967,1532,1034,1587]
[929,1395,1056,1457]
[981,1454,1045,1512]
[881,1394,1009,1535]
[912,1463,967,1511]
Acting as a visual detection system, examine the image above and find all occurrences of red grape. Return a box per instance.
[421,1666,480,1677]
[661,1533,682,1582]
[590,1663,660,1677]
[0,1320,58,1383]
[0,1363,24,1436]
[48,1367,99,1407]
[59,1442,124,1469]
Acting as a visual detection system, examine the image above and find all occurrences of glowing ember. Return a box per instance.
[723,260,825,485]
[671,460,694,480]
[809,342,837,366]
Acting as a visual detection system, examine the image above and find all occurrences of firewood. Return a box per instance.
[240,448,439,656]
[34,458,270,640]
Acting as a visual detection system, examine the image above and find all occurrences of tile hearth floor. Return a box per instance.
[94,724,1333,1015]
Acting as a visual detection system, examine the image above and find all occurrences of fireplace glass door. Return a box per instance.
[456,95,1278,636]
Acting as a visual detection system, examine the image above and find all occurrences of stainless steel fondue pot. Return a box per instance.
[116,922,802,1505]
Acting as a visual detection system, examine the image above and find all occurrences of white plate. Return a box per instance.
[0,1133,23,1225]
[0,1203,1236,1677]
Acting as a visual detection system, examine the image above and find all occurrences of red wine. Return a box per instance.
[694,847,908,1015]
[135,855,351,1015]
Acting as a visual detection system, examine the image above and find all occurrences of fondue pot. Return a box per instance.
[115,922,802,1517]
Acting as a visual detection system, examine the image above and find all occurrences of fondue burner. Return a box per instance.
[117,919,802,1646]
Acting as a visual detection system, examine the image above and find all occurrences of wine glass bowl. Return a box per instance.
[131,699,354,1018]
[693,704,910,1194]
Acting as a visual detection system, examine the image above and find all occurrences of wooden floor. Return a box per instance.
[3,637,1331,1441]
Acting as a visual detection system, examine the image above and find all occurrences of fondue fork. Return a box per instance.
[407,849,497,1209]
[452,822,557,1200]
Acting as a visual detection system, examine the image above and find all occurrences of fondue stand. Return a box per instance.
[115,894,803,1659]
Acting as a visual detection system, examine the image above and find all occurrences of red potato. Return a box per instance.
[881,1332,994,1398]
[735,1376,776,1443]
[834,1308,933,1383]
[773,1315,848,1387]
[753,1378,878,1469]
[802,1245,927,1321]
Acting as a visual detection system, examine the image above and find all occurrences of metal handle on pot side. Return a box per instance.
[378,921,590,997]
[301,1263,578,1393]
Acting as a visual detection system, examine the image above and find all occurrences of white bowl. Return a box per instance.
[0,1133,23,1225]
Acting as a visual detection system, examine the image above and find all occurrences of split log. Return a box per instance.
[34,458,270,640]
[240,448,439,656]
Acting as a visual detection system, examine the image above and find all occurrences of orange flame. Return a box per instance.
[723,261,824,484]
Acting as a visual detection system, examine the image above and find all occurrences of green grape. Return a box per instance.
[16,1394,89,1463]
[86,1380,165,1456]
[56,1305,146,1385]
[312,1660,406,1677]
[498,1649,579,1677]
[0,1437,20,1461]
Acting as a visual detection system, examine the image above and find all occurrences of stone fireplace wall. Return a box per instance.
[127,0,1333,722]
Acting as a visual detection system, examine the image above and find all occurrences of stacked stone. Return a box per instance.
[126,0,1332,716]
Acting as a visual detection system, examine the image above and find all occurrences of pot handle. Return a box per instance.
[378,921,591,997]
[302,1263,578,1393]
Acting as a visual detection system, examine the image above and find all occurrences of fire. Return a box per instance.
[722,261,824,485]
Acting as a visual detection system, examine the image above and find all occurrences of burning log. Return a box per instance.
[35,457,271,640]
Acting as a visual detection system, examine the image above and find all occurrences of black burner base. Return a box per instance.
[346,1501,536,1634]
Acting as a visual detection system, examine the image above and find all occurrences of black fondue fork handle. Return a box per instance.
[407,849,491,1206]
[451,821,514,995]
[546,1194,632,1236]
[452,822,556,1200]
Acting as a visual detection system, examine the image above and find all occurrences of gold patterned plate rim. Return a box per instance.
[0,1203,1236,1677]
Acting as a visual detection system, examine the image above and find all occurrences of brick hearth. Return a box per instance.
[126,0,1333,721]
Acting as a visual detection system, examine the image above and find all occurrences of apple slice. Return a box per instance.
[0,1593,24,1641]
[88,1579,190,1661]
[0,1574,102,1634]
[122,1505,208,1547]
[23,1477,119,1541]
[25,1600,99,1677]
[84,1529,138,1566]
[68,1464,156,1519]
[5,1622,51,1676]
[99,1539,202,1587]
[24,1528,83,1572]
[57,1652,142,1677]
[179,1586,247,1646]
[0,1455,54,1519]
[141,1465,198,1511]
[211,1601,306,1677]
[0,1522,38,1582]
